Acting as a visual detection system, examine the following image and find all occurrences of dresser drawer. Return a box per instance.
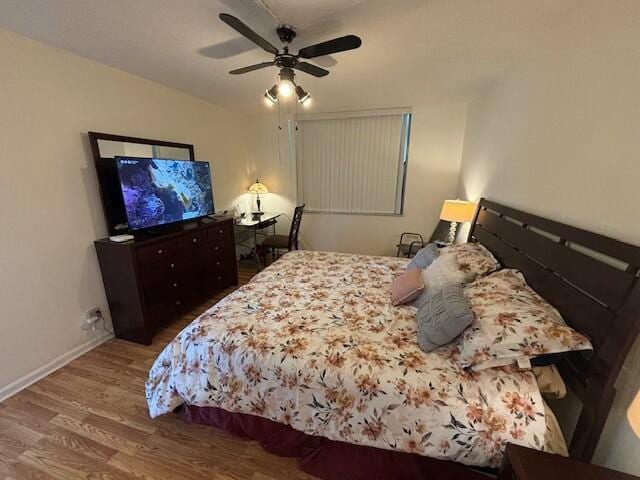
[143,273,197,307]
[201,253,235,292]
[167,288,199,313]
[146,289,198,327]
[177,231,204,251]
[140,252,195,285]
[137,239,178,264]
[206,241,231,257]
[207,222,232,242]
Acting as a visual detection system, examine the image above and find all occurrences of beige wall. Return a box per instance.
[0,29,252,397]
[249,100,468,256]
[457,19,640,475]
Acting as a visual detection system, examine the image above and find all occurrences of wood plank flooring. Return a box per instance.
[0,266,318,480]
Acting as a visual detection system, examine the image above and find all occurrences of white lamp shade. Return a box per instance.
[629,391,640,438]
[440,200,476,223]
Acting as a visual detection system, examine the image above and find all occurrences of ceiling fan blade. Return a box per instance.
[229,62,275,75]
[298,35,362,59]
[294,62,329,78]
[311,55,337,68]
[219,13,278,55]
[198,38,255,59]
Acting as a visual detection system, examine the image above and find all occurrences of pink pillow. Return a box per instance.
[391,268,425,305]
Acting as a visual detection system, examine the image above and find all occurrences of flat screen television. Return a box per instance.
[115,157,214,231]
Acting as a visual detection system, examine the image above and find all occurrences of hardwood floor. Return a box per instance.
[0,266,318,480]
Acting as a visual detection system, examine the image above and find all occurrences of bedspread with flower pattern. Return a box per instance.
[146,250,550,467]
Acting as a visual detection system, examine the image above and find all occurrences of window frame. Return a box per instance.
[295,108,412,216]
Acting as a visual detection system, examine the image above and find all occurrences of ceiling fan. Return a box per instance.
[218,13,362,107]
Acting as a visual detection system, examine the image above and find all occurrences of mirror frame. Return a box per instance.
[88,131,196,236]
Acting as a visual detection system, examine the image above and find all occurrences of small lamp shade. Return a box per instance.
[628,391,640,438]
[440,200,476,223]
[248,180,268,194]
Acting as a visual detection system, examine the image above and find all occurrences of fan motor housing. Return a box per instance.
[275,54,298,69]
[277,25,296,44]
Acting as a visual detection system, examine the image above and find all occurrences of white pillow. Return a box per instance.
[412,243,500,309]
[412,253,469,309]
[420,253,468,291]
[459,269,593,371]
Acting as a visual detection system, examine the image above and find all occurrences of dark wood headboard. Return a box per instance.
[468,198,640,462]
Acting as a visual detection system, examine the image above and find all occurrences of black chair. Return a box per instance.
[396,232,425,257]
[396,220,453,257]
[258,204,305,264]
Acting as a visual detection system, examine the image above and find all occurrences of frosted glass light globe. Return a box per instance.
[278,80,294,97]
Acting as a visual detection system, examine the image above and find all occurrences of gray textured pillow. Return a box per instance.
[416,284,473,352]
[407,243,439,270]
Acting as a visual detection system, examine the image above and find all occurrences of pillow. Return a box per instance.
[407,243,439,270]
[391,268,424,305]
[439,242,501,280]
[416,284,473,352]
[411,242,499,309]
[533,365,567,399]
[459,269,593,371]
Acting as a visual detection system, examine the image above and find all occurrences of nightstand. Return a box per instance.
[499,444,638,480]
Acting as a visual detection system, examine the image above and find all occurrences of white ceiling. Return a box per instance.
[0,0,628,114]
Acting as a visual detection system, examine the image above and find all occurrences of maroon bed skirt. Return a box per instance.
[182,405,491,480]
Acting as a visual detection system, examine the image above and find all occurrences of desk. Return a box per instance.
[234,212,281,268]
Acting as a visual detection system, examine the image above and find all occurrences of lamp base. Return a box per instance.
[447,221,458,244]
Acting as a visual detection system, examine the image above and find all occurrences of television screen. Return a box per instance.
[116,157,214,231]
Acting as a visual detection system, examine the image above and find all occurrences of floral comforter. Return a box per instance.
[146,250,552,467]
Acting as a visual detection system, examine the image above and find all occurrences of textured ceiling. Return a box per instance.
[0,0,631,114]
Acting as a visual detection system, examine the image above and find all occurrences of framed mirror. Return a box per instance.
[88,132,195,235]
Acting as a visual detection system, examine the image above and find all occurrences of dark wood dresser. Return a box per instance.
[95,217,238,345]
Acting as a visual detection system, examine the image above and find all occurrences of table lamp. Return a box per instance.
[248,179,268,217]
[440,199,476,244]
[629,390,640,437]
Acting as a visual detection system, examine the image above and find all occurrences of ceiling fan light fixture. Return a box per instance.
[264,85,278,105]
[278,68,295,97]
[296,86,312,107]
[263,93,275,106]
[278,81,294,97]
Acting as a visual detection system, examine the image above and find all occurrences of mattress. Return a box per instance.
[146,250,565,467]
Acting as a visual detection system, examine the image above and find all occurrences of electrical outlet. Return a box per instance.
[84,307,103,330]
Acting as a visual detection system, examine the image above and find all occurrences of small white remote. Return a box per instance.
[109,234,134,243]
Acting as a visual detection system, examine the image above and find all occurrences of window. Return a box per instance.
[296,109,411,215]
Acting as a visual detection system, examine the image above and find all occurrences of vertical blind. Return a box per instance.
[296,111,411,214]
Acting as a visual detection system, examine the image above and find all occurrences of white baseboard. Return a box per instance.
[0,331,113,403]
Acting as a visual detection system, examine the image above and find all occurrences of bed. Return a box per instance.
[146,199,640,478]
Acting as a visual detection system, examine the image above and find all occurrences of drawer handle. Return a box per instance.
[214,246,219,251]
[169,263,175,269]
[157,249,163,255]
[192,238,198,243]
[175,300,181,306]
[218,229,223,234]
[215,261,221,266]
[217,276,222,281]
[172,282,178,288]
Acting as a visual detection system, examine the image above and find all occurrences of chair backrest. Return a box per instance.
[288,204,305,250]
